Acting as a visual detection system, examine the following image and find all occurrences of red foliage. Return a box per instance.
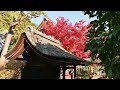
[41,17,92,58]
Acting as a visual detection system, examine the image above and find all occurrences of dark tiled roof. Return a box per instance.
[24,30,89,64]
[4,29,90,65]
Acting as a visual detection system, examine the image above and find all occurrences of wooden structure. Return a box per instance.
[3,18,91,79]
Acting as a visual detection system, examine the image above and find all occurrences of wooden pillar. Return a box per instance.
[62,65,66,79]
[74,65,76,78]
[71,71,73,79]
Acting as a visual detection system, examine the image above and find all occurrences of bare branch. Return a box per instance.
[11,15,28,27]
[10,22,19,27]
[0,19,10,25]
[9,14,28,27]
[19,16,26,22]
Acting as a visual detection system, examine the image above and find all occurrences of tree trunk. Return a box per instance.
[0,33,13,58]
[0,31,13,66]
[0,16,19,67]
[0,15,27,67]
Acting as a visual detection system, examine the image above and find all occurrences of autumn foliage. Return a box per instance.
[41,17,92,58]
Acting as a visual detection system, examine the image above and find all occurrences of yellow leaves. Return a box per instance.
[0,11,39,51]
[0,69,16,79]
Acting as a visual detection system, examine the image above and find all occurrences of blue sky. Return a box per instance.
[31,11,96,25]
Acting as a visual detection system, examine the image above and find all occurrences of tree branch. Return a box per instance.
[10,15,28,27]
[19,15,27,22]
[10,22,19,27]
[0,19,10,25]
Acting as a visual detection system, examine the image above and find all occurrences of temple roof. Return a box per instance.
[4,17,91,65]
[4,29,90,65]
[23,30,91,65]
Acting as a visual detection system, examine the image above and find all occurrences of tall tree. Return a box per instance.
[83,11,120,79]
[0,11,46,66]
[41,17,92,58]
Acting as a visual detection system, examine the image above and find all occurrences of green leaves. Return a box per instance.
[27,11,46,18]
[118,35,120,41]
[107,67,113,78]
[108,28,120,39]
[83,11,120,79]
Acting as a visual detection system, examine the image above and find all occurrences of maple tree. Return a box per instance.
[41,17,92,58]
